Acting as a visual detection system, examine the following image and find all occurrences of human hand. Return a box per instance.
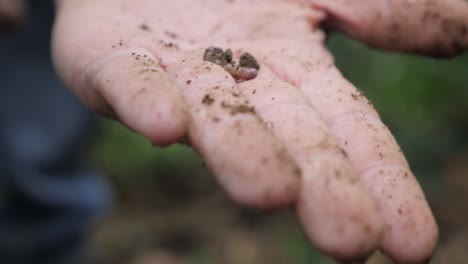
[52,0,467,263]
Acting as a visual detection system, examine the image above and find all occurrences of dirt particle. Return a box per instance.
[334,170,342,179]
[348,176,358,184]
[164,30,178,39]
[160,40,179,49]
[203,46,259,81]
[239,52,260,70]
[139,23,151,31]
[340,148,348,157]
[221,101,256,115]
[202,94,215,105]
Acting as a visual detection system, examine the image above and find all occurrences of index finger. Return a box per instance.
[165,52,301,209]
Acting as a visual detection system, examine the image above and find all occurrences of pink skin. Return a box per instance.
[52,0,468,262]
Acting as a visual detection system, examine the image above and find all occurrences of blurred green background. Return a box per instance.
[85,34,468,264]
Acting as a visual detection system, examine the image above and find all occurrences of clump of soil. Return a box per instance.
[203,47,260,82]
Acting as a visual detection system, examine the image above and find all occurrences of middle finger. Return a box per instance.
[238,71,383,262]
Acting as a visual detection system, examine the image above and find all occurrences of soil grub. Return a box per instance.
[203,47,260,82]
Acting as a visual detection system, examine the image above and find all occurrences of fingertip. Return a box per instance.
[381,216,438,264]
[361,166,439,264]
[88,50,191,146]
[138,102,190,147]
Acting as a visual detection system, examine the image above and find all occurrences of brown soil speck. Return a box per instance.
[203,46,259,81]
[340,148,348,157]
[220,101,255,115]
[293,166,302,178]
[348,176,358,184]
[164,30,178,39]
[239,52,260,70]
[160,40,178,49]
[202,94,215,105]
[334,170,342,179]
[139,23,151,31]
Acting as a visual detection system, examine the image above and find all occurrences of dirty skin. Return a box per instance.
[203,47,260,82]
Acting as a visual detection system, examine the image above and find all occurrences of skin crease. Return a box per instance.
[50,0,468,263]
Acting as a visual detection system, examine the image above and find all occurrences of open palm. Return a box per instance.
[52,0,468,262]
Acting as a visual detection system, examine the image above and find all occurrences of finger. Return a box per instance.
[307,0,468,57]
[85,49,190,146]
[260,42,438,263]
[238,74,383,262]
[165,57,301,209]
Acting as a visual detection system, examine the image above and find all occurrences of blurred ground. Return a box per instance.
[84,34,468,263]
